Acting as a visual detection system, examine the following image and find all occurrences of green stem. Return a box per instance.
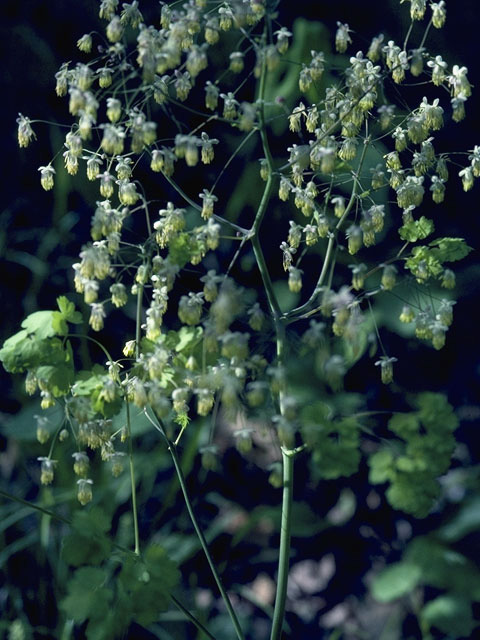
[126,400,140,555]
[170,594,218,640]
[286,136,371,319]
[251,230,280,319]
[162,173,248,235]
[135,283,143,360]
[66,333,115,366]
[269,447,296,640]
[167,442,245,640]
[143,409,245,640]
[0,488,71,525]
[249,43,280,320]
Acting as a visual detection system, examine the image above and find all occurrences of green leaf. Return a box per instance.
[85,612,119,640]
[173,326,203,352]
[429,237,472,262]
[61,567,112,623]
[36,364,74,396]
[421,595,476,637]
[118,546,179,627]
[52,297,82,335]
[62,508,112,567]
[368,449,395,484]
[0,336,68,373]
[21,311,55,339]
[371,562,421,602]
[57,295,82,322]
[399,216,435,242]
[405,246,443,281]
[406,537,480,598]
[388,413,420,439]
[51,311,69,336]
[438,496,480,543]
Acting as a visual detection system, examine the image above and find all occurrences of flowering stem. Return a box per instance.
[169,442,245,640]
[135,284,143,360]
[269,447,296,640]
[170,595,218,640]
[287,136,371,319]
[146,412,245,640]
[250,45,280,320]
[126,400,140,556]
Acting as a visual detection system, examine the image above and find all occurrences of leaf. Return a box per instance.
[421,595,476,637]
[21,311,55,339]
[51,312,69,336]
[406,537,480,598]
[61,567,112,623]
[57,295,81,322]
[438,496,480,542]
[368,449,395,484]
[117,546,179,627]
[62,508,112,567]
[53,297,82,335]
[173,325,203,352]
[36,363,74,396]
[388,413,419,439]
[0,336,68,373]
[398,216,435,242]
[429,237,472,262]
[371,562,421,602]
[405,246,443,281]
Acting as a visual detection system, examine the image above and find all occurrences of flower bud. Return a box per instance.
[200,445,218,471]
[38,457,57,485]
[375,356,397,384]
[399,305,415,323]
[381,264,397,290]
[72,452,89,478]
[77,478,93,505]
[39,165,55,191]
[288,267,303,293]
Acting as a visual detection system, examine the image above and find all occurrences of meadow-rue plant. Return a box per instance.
[2,0,478,638]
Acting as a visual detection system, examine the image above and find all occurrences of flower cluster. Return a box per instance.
[6,0,475,509]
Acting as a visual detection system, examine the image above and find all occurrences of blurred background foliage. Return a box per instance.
[1,0,480,638]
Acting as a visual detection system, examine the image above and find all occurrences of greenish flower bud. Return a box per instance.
[350,263,368,290]
[288,266,303,293]
[178,293,204,326]
[346,224,362,255]
[38,457,57,485]
[39,165,55,191]
[72,452,89,478]
[459,166,474,191]
[200,445,218,471]
[437,299,455,326]
[375,356,397,384]
[381,264,397,290]
[77,478,93,506]
[335,22,352,53]
[441,269,456,289]
[106,15,124,43]
[248,303,265,331]
[399,305,415,323]
[431,1,446,28]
